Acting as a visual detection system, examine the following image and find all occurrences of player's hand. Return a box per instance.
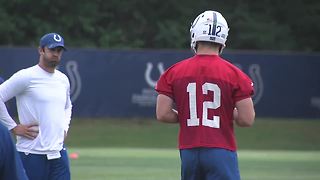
[12,123,39,139]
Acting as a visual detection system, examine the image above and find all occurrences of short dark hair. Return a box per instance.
[196,41,222,51]
[197,41,221,47]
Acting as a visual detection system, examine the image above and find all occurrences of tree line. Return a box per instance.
[0,0,319,52]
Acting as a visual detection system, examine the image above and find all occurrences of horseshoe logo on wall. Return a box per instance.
[249,64,264,105]
[66,61,82,102]
[145,62,165,88]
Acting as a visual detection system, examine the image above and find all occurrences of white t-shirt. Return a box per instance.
[0,65,72,155]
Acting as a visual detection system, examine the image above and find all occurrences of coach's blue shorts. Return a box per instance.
[19,147,70,180]
[180,148,240,180]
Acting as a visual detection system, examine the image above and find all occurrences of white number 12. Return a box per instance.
[186,82,220,128]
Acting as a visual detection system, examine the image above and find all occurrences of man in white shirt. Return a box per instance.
[0,32,72,180]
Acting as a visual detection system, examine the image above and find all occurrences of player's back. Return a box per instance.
[163,54,252,151]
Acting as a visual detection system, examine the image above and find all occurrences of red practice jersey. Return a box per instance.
[155,54,254,151]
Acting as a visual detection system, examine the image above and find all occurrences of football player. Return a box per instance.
[155,10,255,180]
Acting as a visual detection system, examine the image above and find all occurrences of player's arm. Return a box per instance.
[156,94,179,123]
[233,97,255,127]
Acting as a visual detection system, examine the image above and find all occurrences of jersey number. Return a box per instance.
[187,82,221,128]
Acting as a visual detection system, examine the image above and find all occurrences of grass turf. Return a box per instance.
[68,148,320,180]
[66,118,320,179]
[66,118,320,150]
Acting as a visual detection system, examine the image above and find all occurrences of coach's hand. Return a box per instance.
[12,123,39,139]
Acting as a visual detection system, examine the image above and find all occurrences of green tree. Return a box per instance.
[0,0,318,52]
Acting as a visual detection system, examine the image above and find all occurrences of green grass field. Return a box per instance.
[68,148,320,180]
[65,118,320,179]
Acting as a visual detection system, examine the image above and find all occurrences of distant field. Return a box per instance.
[68,148,320,180]
[66,118,320,150]
[66,118,320,179]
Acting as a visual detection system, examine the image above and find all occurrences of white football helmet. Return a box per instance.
[190,10,229,53]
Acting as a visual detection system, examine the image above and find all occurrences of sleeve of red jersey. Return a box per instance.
[233,72,254,102]
[155,72,174,99]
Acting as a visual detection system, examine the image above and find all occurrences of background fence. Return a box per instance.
[1,47,319,119]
